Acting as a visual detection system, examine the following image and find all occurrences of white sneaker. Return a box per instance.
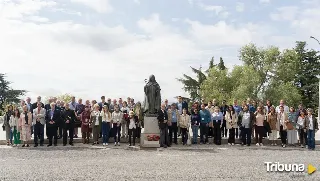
[283,144,286,148]
[231,143,235,146]
[256,143,260,146]
[260,143,263,146]
[274,143,277,146]
[305,145,308,149]
[114,142,117,146]
[228,143,231,145]
[106,143,108,146]
[103,143,106,146]
[117,143,120,146]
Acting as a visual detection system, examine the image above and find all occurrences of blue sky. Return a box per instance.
[0,0,319,103]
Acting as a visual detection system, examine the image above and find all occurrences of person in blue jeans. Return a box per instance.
[191,108,201,144]
[305,108,318,150]
[199,104,211,144]
[101,105,112,146]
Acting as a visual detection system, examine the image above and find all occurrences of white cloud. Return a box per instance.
[69,0,113,13]
[133,0,140,4]
[198,3,223,14]
[259,0,270,3]
[235,2,245,12]
[270,6,298,21]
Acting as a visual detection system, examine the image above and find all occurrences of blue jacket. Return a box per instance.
[199,109,211,124]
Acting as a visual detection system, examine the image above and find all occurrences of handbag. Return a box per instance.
[286,122,294,130]
[2,124,5,131]
[263,121,272,133]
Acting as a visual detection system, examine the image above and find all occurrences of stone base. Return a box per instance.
[143,116,160,134]
[140,133,160,148]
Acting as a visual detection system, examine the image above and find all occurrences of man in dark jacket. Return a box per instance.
[157,104,169,148]
[220,100,229,138]
[62,103,76,146]
[45,103,61,147]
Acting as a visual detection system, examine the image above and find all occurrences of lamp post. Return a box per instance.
[310,36,320,121]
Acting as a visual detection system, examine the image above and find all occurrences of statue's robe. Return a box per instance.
[143,82,161,114]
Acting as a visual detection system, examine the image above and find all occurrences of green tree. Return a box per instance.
[239,43,281,98]
[201,66,231,102]
[205,56,215,73]
[217,57,226,70]
[44,93,74,104]
[177,66,206,101]
[0,73,26,114]
[294,41,320,110]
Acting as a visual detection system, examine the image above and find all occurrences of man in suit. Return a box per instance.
[98,96,109,111]
[62,103,76,146]
[33,102,46,147]
[32,96,45,110]
[46,103,60,147]
[157,104,169,148]
[45,98,53,111]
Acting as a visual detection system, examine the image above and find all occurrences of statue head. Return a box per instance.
[148,75,156,82]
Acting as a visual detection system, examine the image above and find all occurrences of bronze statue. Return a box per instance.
[143,75,161,115]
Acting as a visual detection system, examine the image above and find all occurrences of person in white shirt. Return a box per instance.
[277,106,288,148]
[128,111,138,146]
[9,108,21,146]
[275,100,289,113]
[120,101,130,138]
[179,108,191,145]
[112,105,123,146]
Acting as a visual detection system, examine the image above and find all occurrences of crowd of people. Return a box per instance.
[1,95,319,151]
[156,97,318,151]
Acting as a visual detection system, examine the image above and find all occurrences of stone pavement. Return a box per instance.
[0,144,319,181]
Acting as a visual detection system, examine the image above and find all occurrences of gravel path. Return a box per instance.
[0,145,319,181]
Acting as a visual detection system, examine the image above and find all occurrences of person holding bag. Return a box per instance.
[179,108,190,145]
[225,105,238,145]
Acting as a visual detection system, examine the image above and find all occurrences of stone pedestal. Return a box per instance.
[140,116,160,148]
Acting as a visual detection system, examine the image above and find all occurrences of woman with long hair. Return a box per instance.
[226,105,238,145]
[212,106,223,145]
[254,106,265,146]
[268,106,278,146]
[296,109,307,148]
[3,105,14,146]
[19,105,32,147]
[190,108,200,144]
[9,108,21,146]
[81,106,91,144]
[101,105,112,146]
[134,102,143,138]
[120,101,130,138]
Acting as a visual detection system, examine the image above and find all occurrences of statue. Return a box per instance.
[143,75,161,115]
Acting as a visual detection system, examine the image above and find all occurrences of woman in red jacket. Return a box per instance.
[81,106,91,144]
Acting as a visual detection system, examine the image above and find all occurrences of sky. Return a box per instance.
[0,0,320,103]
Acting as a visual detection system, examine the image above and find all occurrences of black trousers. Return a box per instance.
[58,123,63,137]
[160,126,169,146]
[34,123,44,145]
[255,126,264,144]
[181,128,188,145]
[298,129,307,146]
[280,125,287,145]
[213,121,222,145]
[221,120,228,137]
[228,128,235,144]
[47,126,58,145]
[241,127,252,145]
[136,127,141,138]
[128,128,136,145]
[168,122,178,144]
[63,123,74,145]
[200,123,208,143]
[235,128,239,138]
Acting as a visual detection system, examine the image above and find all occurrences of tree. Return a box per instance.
[217,57,226,70]
[205,56,215,73]
[294,41,320,109]
[177,66,206,101]
[0,73,26,114]
[201,66,231,102]
[239,43,281,99]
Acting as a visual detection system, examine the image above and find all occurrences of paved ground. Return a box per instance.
[0,144,319,181]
